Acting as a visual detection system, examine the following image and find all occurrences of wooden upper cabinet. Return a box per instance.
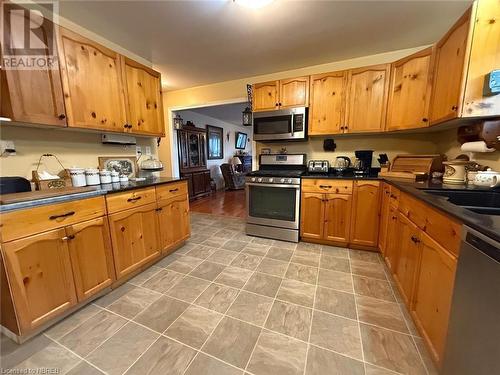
[279,77,309,108]
[252,81,279,111]
[300,192,325,240]
[349,181,381,247]
[462,0,500,118]
[122,57,165,136]
[0,16,66,126]
[387,47,434,131]
[309,71,346,135]
[57,27,127,132]
[324,194,352,244]
[430,8,472,124]
[1,228,77,333]
[66,217,115,301]
[346,64,390,133]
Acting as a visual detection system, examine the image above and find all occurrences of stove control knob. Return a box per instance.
[257,178,263,182]
[269,178,274,183]
[251,177,256,182]
[287,178,292,183]
[280,178,285,183]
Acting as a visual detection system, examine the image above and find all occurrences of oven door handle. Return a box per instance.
[246,182,300,189]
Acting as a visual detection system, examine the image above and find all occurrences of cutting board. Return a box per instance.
[0,187,95,205]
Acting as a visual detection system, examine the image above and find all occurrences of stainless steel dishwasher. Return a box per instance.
[442,226,500,375]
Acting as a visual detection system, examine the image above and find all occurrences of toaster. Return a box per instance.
[307,160,330,173]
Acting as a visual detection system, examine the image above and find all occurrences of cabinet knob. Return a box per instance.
[422,118,428,122]
[278,102,282,106]
[58,114,66,120]
[451,105,458,111]
[340,126,344,130]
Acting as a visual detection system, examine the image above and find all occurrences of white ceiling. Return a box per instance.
[178,102,248,126]
[51,0,472,90]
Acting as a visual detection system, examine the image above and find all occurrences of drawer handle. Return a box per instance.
[155,207,163,212]
[49,211,75,220]
[169,188,179,193]
[62,234,75,241]
[319,185,332,189]
[411,235,421,244]
[127,196,142,202]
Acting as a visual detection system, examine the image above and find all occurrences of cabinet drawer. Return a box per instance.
[302,179,353,194]
[0,197,106,242]
[399,193,427,229]
[156,181,188,202]
[106,187,156,214]
[389,186,400,208]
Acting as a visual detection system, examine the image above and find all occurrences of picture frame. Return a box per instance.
[206,125,224,160]
[235,131,247,150]
[98,156,137,177]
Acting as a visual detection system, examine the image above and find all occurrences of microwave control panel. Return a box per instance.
[293,114,304,132]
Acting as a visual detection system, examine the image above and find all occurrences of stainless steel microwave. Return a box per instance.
[253,107,307,141]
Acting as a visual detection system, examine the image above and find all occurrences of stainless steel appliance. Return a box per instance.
[442,226,500,375]
[333,156,351,175]
[253,107,307,141]
[246,154,306,242]
[307,160,329,173]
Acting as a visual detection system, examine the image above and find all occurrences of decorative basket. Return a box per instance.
[32,154,72,190]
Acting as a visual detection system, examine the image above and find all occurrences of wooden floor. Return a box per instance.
[189,189,246,218]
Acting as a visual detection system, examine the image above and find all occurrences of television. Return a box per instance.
[235,132,247,149]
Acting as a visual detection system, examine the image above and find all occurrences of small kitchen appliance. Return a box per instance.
[333,156,352,175]
[138,156,164,179]
[253,107,307,142]
[307,160,329,174]
[353,150,374,177]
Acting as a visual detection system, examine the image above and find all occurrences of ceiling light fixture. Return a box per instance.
[234,0,274,10]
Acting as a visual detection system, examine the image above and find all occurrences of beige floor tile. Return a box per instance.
[256,258,289,277]
[174,242,199,254]
[207,249,239,265]
[290,250,320,267]
[231,253,263,270]
[252,237,275,246]
[165,256,203,274]
[414,337,439,375]
[165,305,222,349]
[356,295,408,333]
[310,310,362,360]
[125,336,196,375]
[128,265,163,285]
[59,310,127,357]
[185,353,244,375]
[349,249,381,264]
[305,345,364,375]
[364,363,400,374]
[67,361,104,375]
[247,330,307,375]
[353,275,396,302]
[285,263,318,285]
[190,261,226,281]
[317,269,353,293]
[265,301,312,341]
[320,254,350,273]
[215,266,253,288]
[242,243,270,256]
[266,247,294,261]
[166,275,210,303]
[195,284,239,313]
[244,272,282,298]
[321,245,349,259]
[134,295,189,333]
[155,254,181,268]
[203,237,229,248]
[187,245,217,259]
[142,269,185,294]
[188,234,211,244]
[107,287,162,318]
[94,283,135,307]
[296,242,321,252]
[226,291,274,326]
[360,323,426,375]
[202,317,261,368]
[45,304,101,340]
[86,322,158,375]
[215,229,239,239]
[1,334,53,369]
[222,239,249,251]
[12,342,80,374]
[350,259,387,280]
[277,279,316,308]
[314,287,356,319]
[399,302,421,337]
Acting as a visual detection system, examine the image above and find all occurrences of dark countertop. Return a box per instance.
[303,173,500,242]
[0,177,185,213]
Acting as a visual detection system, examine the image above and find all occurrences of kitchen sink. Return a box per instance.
[420,189,500,216]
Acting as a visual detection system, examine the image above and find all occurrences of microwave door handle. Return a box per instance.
[290,115,294,136]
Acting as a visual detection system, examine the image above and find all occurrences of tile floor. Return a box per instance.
[1,212,438,375]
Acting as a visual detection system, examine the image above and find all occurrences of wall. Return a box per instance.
[172,110,252,189]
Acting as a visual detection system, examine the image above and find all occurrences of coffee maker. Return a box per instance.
[353,150,374,177]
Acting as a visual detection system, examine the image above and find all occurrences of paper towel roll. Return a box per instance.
[460,141,495,153]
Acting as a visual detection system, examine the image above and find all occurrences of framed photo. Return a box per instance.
[235,132,247,150]
[98,156,137,177]
[206,125,224,160]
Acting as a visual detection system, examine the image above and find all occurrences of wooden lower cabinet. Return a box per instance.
[384,205,400,271]
[1,229,77,333]
[378,183,391,254]
[412,232,457,364]
[324,194,352,244]
[349,181,381,247]
[157,195,190,253]
[108,203,161,278]
[66,217,115,301]
[300,192,325,240]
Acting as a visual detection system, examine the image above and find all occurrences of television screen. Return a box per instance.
[235,132,247,149]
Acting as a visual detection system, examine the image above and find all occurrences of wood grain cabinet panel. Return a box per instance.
[57,27,127,132]
[324,194,352,244]
[66,217,115,301]
[309,71,346,135]
[0,16,66,126]
[386,47,434,130]
[106,187,156,214]
[378,183,391,255]
[108,203,161,278]
[252,81,279,112]
[1,229,77,333]
[157,195,190,254]
[122,57,165,136]
[279,77,309,108]
[300,192,325,240]
[411,232,457,365]
[384,205,400,272]
[349,181,381,247]
[346,64,390,133]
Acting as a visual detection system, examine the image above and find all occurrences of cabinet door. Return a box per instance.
[393,213,422,306]
[188,132,202,168]
[386,47,434,130]
[309,71,346,135]
[349,181,381,247]
[412,232,457,364]
[108,203,161,278]
[0,16,66,126]
[279,77,309,108]
[58,27,127,132]
[158,196,190,253]
[429,8,471,124]
[378,183,391,254]
[324,194,352,244]
[66,217,115,301]
[122,57,165,136]
[384,205,400,271]
[252,81,279,112]
[346,64,390,133]
[300,193,324,240]
[1,229,77,333]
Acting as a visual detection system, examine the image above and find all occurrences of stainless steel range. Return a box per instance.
[245,154,306,242]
